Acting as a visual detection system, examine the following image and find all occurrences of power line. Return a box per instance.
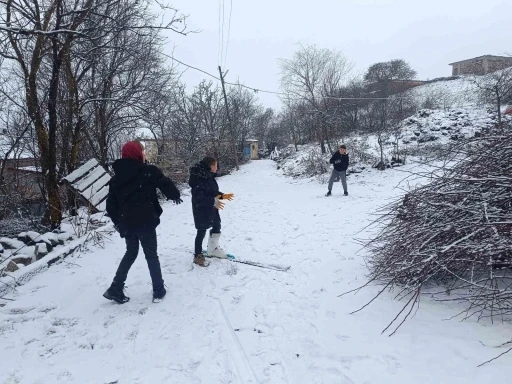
[220,0,225,67]
[217,0,222,65]
[223,0,233,67]
[161,51,428,101]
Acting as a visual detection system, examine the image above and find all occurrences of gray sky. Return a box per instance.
[164,0,512,110]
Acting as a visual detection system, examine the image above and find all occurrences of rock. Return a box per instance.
[35,243,49,260]
[0,237,25,250]
[24,231,53,252]
[17,232,27,243]
[5,260,19,273]
[11,245,35,258]
[42,232,59,247]
[11,254,32,266]
[25,231,42,245]
[57,233,75,244]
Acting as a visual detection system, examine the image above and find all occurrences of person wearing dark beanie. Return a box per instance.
[103,141,182,303]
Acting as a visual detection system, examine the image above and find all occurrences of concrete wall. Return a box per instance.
[452,57,512,76]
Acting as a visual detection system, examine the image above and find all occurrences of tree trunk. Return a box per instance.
[497,93,502,126]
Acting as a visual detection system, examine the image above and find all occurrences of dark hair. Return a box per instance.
[202,156,217,167]
[339,144,347,150]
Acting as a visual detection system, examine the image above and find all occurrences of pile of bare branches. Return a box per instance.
[357,130,512,334]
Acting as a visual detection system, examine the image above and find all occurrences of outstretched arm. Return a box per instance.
[153,167,181,200]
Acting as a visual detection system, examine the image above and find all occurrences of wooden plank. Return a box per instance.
[96,200,107,212]
[62,159,98,184]
[80,173,111,201]
[74,165,107,192]
[90,184,109,207]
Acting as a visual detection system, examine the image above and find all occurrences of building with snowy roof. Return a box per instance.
[449,55,512,76]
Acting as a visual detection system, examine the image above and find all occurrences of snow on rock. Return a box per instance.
[42,232,59,247]
[35,243,49,260]
[11,254,33,266]
[17,232,27,242]
[57,233,76,244]
[25,231,42,244]
[1,260,19,273]
[0,160,510,383]
[399,107,508,146]
[0,237,25,250]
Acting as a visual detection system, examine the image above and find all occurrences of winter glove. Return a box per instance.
[218,193,235,201]
[172,198,183,205]
[214,197,225,210]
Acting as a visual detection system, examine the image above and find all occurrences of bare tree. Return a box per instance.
[0,0,187,227]
[471,65,512,126]
[279,44,352,153]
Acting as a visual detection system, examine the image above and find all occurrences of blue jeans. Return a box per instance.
[113,228,163,290]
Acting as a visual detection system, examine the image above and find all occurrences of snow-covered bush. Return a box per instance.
[344,137,379,165]
[299,148,330,179]
[357,129,512,336]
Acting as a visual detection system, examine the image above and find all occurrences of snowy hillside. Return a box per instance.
[275,105,511,180]
[405,76,479,109]
[1,160,511,383]
[400,107,510,145]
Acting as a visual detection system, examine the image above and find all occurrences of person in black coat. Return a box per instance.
[104,141,182,303]
[326,144,349,196]
[189,156,234,267]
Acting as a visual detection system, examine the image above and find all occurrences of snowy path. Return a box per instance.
[1,160,511,383]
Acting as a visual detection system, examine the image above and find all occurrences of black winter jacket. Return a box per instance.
[106,159,180,237]
[329,151,349,172]
[189,161,223,230]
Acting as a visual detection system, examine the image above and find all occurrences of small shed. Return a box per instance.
[244,139,259,160]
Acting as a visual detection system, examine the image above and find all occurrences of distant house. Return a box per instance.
[449,55,512,76]
[243,139,259,160]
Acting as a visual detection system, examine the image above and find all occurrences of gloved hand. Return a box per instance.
[173,198,183,205]
[219,193,234,201]
[214,197,225,210]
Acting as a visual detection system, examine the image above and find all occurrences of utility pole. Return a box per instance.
[218,65,239,170]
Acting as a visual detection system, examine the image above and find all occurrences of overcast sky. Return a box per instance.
[164,0,512,110]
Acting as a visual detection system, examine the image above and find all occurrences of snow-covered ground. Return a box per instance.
[1,160,511,383]
[405,76,479,110]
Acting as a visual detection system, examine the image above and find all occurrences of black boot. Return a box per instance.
[344,190,348,196]
[153,285,167,302]
[103,282,130,304]
[325,190,332,196]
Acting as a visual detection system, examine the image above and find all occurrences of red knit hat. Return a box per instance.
[121,141,144,162]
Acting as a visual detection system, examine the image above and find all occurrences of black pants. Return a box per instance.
[113,228,163,291]
[194,210,221,255]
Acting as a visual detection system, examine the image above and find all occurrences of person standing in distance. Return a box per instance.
[326,144,349,197]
